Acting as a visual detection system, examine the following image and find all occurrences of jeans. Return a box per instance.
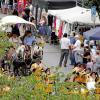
[74,51,83,64]
[70,51,76,65]
[59,49,69,67]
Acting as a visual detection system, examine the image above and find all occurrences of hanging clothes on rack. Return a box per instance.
[58,21,64,39]
[55,17,61,36]
[62,23,70,35]
[62,22,67,34]
[48,15,53,28]
[53,16,56,30]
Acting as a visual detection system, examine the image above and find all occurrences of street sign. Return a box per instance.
[91,6,96,16]
[91,6,96,21]
[91,6,96,28]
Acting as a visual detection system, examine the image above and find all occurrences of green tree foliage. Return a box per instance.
[87,0,100,18]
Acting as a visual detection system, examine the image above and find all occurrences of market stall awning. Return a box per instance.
[48,6,100,25]
[83,27,100,40]
[0,15,35,26]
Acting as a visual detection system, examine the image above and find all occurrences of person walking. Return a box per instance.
[69,32,76,65]
[59,33,71,67]
[72,35,81,65]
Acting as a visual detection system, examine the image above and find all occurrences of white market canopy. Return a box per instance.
[48,6,100,25]
[0,15,35,26]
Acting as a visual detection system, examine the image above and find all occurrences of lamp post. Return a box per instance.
[35,4,38,26]
[34,0,39,26]
[91,5,96,28]
[32,0,40,26]
[76,0,78,6]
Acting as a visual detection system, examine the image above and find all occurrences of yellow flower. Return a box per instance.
[73,90,79,94]
[59,87,67,94]
[0,73,3,77]
[35,69,42,76]
[41,96,46,100]
[80,88,88,96]
[44,84,53,93]
[95,88,100,94]
[1,68,4,71]
[35,83,45,91]
[35,76,42,81]
[3,86,11,92]
[95,94,100,100]
[48,74,55,78]
[31,63,38,71]
[8,75,15,80]
[97,77,100,83]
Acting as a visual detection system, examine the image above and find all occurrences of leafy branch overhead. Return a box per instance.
[86,0,100,18]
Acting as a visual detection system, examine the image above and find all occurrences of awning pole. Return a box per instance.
[76,0,78,6]
[93,19,96,29]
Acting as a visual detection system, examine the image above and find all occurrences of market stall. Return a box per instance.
[0,15,35,26]
[83,27,100,40]
[48,6,100,38]
[48,6,100,25]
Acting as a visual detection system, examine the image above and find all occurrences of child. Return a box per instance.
[86,58,94,71]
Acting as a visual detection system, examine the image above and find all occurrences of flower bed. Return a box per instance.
[0,69,100,100]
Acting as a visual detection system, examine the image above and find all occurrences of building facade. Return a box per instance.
[32,0,82,25]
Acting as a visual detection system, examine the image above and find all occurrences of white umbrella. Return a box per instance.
[0,15,35,26]
[0,15,36,33]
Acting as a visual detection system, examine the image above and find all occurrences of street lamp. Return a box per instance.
[32,0,39,26]
[34,0,39,26]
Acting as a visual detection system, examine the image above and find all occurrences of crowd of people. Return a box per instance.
[2,1,48,46]
[59,32,100,77]
[0,0,17,14]
[58,31,100,90]
[0,1,48,77]
[0,1,100,92]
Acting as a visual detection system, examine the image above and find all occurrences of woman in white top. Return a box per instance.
[73,35,81,51]
[72,35,81,65]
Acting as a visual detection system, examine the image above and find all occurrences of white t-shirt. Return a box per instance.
[60,37,70,49]
[91,48,96,61]
[89,40,94,46]
[74,39,81,51]
[84,39,89,47]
